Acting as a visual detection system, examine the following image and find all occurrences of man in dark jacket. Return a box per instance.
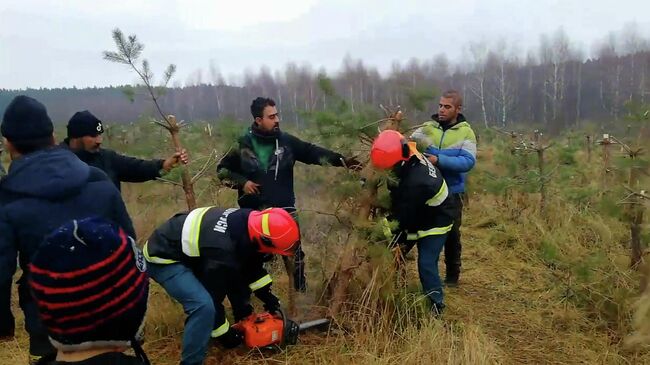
[371,130,455,315]
[61,110,188,191]
[0,96,136,364]
[144,207,299,365]
[217,97,361,291]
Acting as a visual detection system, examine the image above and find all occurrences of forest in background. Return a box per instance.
[1,26,649,133]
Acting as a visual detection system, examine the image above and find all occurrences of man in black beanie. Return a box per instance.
[61,110,189,191]
[0,95,136,364]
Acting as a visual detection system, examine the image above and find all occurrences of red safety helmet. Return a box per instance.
[370,130,413,169]
[248,208,300,256]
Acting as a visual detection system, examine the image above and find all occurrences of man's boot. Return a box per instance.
[444,273,459,288]
[431,301,445,318]
[444,252,461,287]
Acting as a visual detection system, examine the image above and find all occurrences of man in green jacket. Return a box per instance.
[217,97,361,292]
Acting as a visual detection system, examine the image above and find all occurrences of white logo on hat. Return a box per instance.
[96,122,103,132]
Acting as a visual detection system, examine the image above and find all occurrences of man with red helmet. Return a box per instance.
[143,207,299,365]
[371,130,455,315]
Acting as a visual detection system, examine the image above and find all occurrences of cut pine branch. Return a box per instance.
[104,28,196,210]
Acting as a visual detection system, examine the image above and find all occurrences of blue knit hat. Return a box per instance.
[1,95,53,142]
[29,217,148,352]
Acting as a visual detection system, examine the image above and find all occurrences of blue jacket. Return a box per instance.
[410,114,477,194]
[0,148,135,336]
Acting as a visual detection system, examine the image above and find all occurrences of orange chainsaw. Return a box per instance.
[233,309,330,348]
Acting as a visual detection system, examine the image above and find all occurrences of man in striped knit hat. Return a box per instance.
[29,217,149,365]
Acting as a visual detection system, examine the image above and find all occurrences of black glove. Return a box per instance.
[216,327,243,349]
[341,156,363,171]
[255,285,280,313]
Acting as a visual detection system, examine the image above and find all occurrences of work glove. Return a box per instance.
[379,217,405,245]
[341,156,363,171]
[379,217,395,241]
[255,285,281,314]
[379,217,414,254]
[216,327,243,349]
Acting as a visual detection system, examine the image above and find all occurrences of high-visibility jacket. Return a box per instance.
[143,207,273,338]
[388,154,455,241]
[410,113,477,194]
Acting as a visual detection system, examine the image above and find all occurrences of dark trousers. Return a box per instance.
[18,275,56,359]
[444,193,464,280]
[0,282,15,338]
[284,208,306,291]
[292,245,307,291]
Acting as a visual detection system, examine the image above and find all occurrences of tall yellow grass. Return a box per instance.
[1,126,648,365]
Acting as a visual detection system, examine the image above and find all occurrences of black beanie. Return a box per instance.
[29,217,149,352]
[1,95,54,142]
[67,110,104,138]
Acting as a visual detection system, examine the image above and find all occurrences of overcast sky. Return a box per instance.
[1,0,649,90]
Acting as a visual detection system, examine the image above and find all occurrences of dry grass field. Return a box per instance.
[2,124,649,365]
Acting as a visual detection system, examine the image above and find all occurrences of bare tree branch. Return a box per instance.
[609,136,633,154]
[151,119,171,130]
[191,147,231,184]
[358,117,393,130]
[299,208,352,228]
[155,177,184,187]
[624,186,650,200]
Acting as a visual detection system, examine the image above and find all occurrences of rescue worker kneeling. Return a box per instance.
[371,130,455,315]
[143,207,299,365]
